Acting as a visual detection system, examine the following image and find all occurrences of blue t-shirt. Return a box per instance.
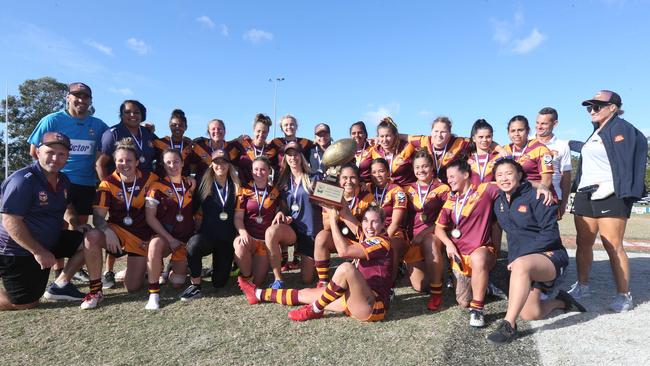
[28,110,108,186]
[281,176,323,236]
[100,123,157,173]
[0,162,70,256]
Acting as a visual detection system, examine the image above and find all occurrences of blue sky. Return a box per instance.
[2,0,648,145]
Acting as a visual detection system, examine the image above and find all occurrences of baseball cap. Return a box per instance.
[39,132,71,150]
[68,82,92,97]
[581,90,622,107]
[283,141,302,153]
[314,123,330,135]
[211,149,230,163]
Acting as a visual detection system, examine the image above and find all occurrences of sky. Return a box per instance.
[1,0,649,146]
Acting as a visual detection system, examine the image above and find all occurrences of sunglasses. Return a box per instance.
[586,104,610,113]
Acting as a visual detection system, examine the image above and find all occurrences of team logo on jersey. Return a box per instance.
[365,238,380,245]
[543,154,553,165]
[116,190,124,201]
[396,191,406,203]
[614,135,625,142]
[24,172,33,178]
[38,191,48,202]
[499,202,504,212]
[517,204,527,213]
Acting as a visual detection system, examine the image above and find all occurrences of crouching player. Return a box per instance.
[238,205,393,322]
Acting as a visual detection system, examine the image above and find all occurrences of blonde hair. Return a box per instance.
[280,114,298,128]
[197,160,241,202]
[276,152,313,194]
[114,137,138,159]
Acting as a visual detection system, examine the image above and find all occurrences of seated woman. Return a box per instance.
[487,158,585,344]
[143,149,195,310]
[238,206,393,322]
[233,157,281,287]
[265,142,322,288]
[81,138,158,309]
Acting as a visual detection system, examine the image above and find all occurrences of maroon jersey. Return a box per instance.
[323,188,374,241]
[504,139,554,182]
[354,235,393,307]
[235,182,281,239]
[468,150,501,185]
[94,170,158,241]
[409,135,470,182]
[146,177,195,242]
[363,182,407,229]
[270,137,313,164]
[230,137,279,184]
[363,140,417,186]
[152,136,194,177]
[355,140,374,183]
[190,137,239,179]
[435,183,499,255]
[405,180,450,239]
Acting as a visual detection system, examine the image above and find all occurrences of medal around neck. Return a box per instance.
[175,214,184,222]
[309,139,357,209]
[255,216,263,224]
[451,228,462,239]
[291,203,300,212]
[123,216,133,226]
[219,212,228,221]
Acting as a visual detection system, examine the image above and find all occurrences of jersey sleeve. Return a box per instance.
[435,204,452,228]
[0,174,34,216]
[235,190,247,211]
[392,187,408,210]
[93,180,113,209]
[407,135,424,148]
[100,129,117,156]
[27,115,54,146]
[538,145,554,175]
[357,237,390,260]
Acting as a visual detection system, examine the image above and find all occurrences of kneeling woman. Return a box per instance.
[81,138,158,309]
[234,156,281,287]
[144,149,195,310]
[487,158,585,344]
[238,206,393,322]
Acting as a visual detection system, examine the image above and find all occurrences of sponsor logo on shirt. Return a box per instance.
[69,139,95,155]
[396,191,406,203]
[543,154,553,165]
[38,191,48,205]
[614,135,625,142]
[517,204,527,213]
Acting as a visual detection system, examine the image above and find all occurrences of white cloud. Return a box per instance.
[512,28,546,54]
[109,87,133,96]
[363,103,400,127]
[126,38,151,55]
[491,19,512,45]
[196,16,215,29]
[243,28,274,43]
[84,39,113,56]
[220,24,229,36]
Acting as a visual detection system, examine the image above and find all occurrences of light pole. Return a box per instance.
[269,77,285,139]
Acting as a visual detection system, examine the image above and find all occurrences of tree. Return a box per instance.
[0,77,67,180]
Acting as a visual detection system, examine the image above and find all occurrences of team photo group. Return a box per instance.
[0,82,646,345]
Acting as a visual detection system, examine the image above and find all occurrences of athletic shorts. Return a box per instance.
[342,290,386,322]
[250,237,267,256]
[150,235,188,262]
[0,230,83,305]
[531,248,569,296]
[572,191,634,219]
[451,246,496,277]
[69,183,97,216]
[403,244,424,264]
[108,223,149,257]
[295,231,315,259]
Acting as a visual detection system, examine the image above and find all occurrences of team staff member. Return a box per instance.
[350,121,374,182]
[80,138,158,309]
[0,133,89,310]
[265,142,322,287]
[179,149,240,301]
[143,149,194,310]
[152,109,194,177]
[191,119,239,180]
[488,159,585,344]
[503,115,554,189]
[361,117,416,186]
[233,157,281,287]
[271,114,314,164]
[238,206,393,322]
[405,150,450,311]
[308,123,332,178]
[231,113,278,184]
[569,90,648,312]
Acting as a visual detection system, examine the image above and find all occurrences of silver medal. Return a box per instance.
[341,227,350,236]
[291,204,300,212]
[139,156,146,164]
[255,216,263,224]
[451,228,461,239]
[219,212,228,221]
[175,214,184,222]
[123,216,133,226]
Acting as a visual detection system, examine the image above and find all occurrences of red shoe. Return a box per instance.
[288,304,324,321]
[427,293,442,311]
[237,276,259,305]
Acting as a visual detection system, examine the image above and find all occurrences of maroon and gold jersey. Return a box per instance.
[235,182,281,240]
[153,136,194,177]
[190,137,239,179]
[405,180,450,239]
[271,136,314,163]
[363,182,407,229]
[323,188,374,240]
[468,150,501,185]
[353,235,393,307]
[230,137,279,184]
[435,183,499,255]
[94,170,158,241]
[408,135,470,182]
[363,140,417,186]
[146,177,195,243]
[503,139,554,182]
[355,140,374,183]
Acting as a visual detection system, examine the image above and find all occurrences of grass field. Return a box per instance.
[2,213,649,365]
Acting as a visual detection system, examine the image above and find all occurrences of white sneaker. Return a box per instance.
[567,281,591,299]
[145,294,160,310]
[609,292,633,312]
[80,292,104,310]
[469,309,485,328]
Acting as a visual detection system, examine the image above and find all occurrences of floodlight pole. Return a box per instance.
[4,82,8,179]
[270,77,285,139]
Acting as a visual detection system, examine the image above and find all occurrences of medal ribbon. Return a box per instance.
[474,153,489,182]
[290,175,301,207]
[170,179,185,214]
[120,176,138,217]
[453,188,472,226]
[374,185,388,207]
[430,141,448,176]
[512,141,530,162]
[254,185,269,220]
[417,180,433,209]
[129,126,144,157]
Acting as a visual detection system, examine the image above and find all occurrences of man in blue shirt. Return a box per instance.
[0,132,90,310]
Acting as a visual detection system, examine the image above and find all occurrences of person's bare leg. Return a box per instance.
[252,254,269,287]
[469,247,496,303]
[504,254,558,324]
[83,229,106,281]
[574,215,598,284]
[300,255,315,284]
[233,237,253,278]
[124,256,147,293]
[597,217,630,293]
[264,224,296,282]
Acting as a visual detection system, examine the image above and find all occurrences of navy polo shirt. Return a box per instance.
[281,176,323,237]
[101,122,157,173]
[0,162,70,256]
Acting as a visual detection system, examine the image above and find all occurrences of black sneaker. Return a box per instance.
[43,282,86,301]
[487,320,517,345]
[179,284,202,302]
[555,290,587,313]
[73,268,90,283]
[102,271,116,289]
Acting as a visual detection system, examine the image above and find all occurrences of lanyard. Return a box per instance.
[453,188,472,226]
[314,146,323,171]
[347,195,357,210]
[417,181,433,208]
[253,143,265,158]
[171,138,184,152]
[430,141,448,176]
[290,175,302,205]
[374,185,388,207]
[129,126,144,153]
[120,176,138,215]
[474,153,489,182]
[214,181,229,209]
[382,148,395,175]
[170,179,185,213]
[512,141,529,162]
[355,141,367,167]
[254,185,269,218]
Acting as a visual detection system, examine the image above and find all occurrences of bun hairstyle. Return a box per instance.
[413,149,434,166]
[114,137,139,159]
[446,158,472,176]
[377,116,398,135]
[119,100,147,122]
[161,148,183,161]
[339,161,360,179]
[492,157,527,183]
[254,113,272,128]
[468,119,494,153]
[170,109,187,127]
[252,155,272,170]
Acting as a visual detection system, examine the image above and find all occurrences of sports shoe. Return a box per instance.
[43,282,86,301]
[445,276,455,289]
[486,281,508,300]
[427,293,442,311]
[469,309,485,328]
[201,267,213,277]
[179,284,202,302]
[80,291,104,310]
[237,276,259,305]
[102,271,116,289]
[487,320,517,344]
[609,292,634,313]
[567,281,591,299]
[73,268,90,283]
[288,304,324,321]
[145,294,160,310]
[555,290,587,313]
[159,271,169,285]
[270,279,285,289]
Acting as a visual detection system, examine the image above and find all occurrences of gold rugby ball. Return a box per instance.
[322,138,358,168]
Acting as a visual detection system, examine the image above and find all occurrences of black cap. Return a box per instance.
[39,132,71,150]
[581,90,622,107]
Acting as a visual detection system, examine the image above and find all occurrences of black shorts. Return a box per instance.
[0,230,84,305]
[69,183,97,216]
[572,191,634,219]
[531,248,569,295]
[295,231,315,259]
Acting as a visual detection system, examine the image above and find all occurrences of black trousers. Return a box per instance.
[186,232,235,288]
